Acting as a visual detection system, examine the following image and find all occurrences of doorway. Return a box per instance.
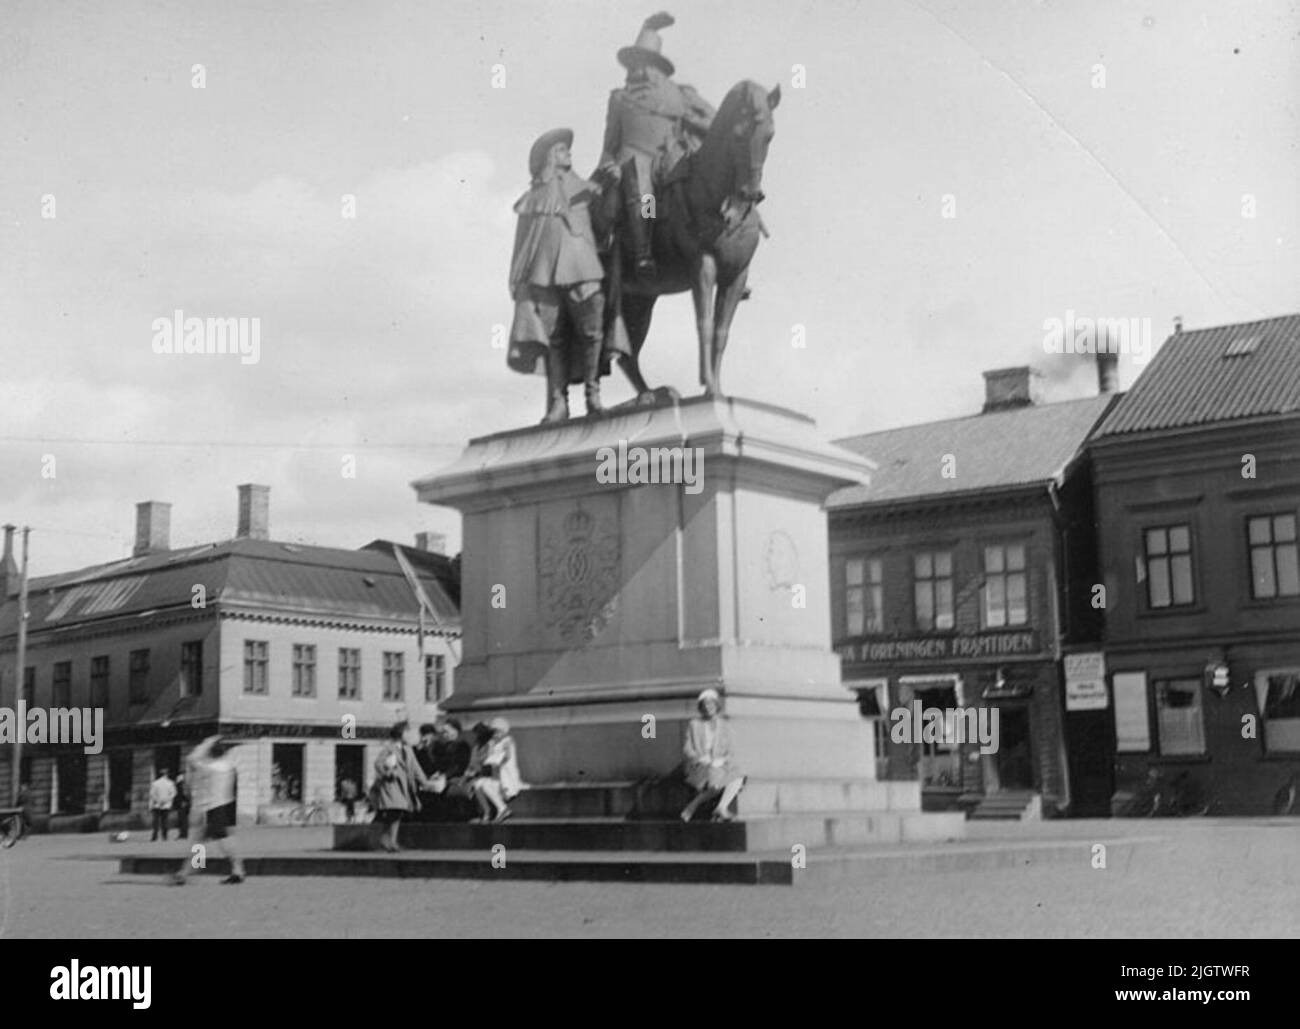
[992,706,1034,791]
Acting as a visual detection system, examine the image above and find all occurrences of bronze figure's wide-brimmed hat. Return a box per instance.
[618,12,676,77]
[528,127,573,178]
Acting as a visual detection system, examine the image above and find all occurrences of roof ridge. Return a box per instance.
[834,393,1110,447]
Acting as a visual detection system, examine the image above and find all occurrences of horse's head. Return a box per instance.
[714,80,780,204]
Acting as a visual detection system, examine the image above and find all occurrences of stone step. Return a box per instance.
[336,809,965,853]
[117,833,1133,888]
[120,851,795,886]
[490,778,920,820]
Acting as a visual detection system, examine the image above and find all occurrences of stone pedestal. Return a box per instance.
[413,395,878,799]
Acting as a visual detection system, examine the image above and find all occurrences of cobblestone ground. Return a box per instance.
[0,820,1296,938]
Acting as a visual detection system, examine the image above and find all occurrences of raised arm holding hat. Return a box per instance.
[599,12,716,280]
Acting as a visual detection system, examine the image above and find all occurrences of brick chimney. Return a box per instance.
[414,531,446,555]
[133,501,172,557]
[982,366,1042,413]
[237,484,270,540]
[1096,352,1119,394]
[1,525,18,598]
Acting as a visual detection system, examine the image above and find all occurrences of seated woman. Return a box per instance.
[467,718,525,823]
[680,688,745,822]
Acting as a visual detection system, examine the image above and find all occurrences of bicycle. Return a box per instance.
[1126,769,1209,817]
[287,798,333,826]
[0,807,28,848]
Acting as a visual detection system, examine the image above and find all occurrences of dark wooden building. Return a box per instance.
[829,364,1119,817]
[1090,314,1300,815]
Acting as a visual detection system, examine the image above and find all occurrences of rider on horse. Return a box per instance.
[598,12,715,280]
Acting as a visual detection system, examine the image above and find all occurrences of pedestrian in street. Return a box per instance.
[170,735,245,885]
[173,773,191,840]
[339,777,359,824]
[149,768,176,841]
[368,721,437,852]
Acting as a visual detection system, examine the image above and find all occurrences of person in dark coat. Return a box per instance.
[173,773,191,840]
[369,721,437,852]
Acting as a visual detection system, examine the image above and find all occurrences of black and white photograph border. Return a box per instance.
[0,0,1297,954]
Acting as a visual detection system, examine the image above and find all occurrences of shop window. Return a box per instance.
[243,640,269,695]
[843,556,883,635]
[1257,669,1300,752]
[1113,671,1150,752]
[913,551,954,631]
[55,752,87,815]
[1143,525,1194,608]
[89,656,109,710]
[107,751,133,811]
[271,743,304,802]
[382,652,405,701]
[335,744,366,799]
[292,644,317,698]
[338,648,361,700]
[1154,678,1205,755]
[1248,514,1299,599]
[128,649,150,705]
[179,641,203,697]
[982,543,1028,627]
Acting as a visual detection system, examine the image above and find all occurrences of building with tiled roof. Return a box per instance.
[0,486,460,829]
[1087,314,1300,815]
[827,361,1122,818]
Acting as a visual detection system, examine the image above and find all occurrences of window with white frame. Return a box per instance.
[1154,677,1205,755]
[1248,514,1299,599]
[844,557,883,635]
[913,551,954,631]
[982,542,1028,627]
[1143,524,1194,608]
[1257,668,1300,752]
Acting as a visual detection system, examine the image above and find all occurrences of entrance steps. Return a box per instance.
[968,791,1041,821]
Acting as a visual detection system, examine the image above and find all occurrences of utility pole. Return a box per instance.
[11,527,29,807]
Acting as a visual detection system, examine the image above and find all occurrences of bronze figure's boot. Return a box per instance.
[583,337,604,417]
[621,165,657,280]
[541,346,569,423]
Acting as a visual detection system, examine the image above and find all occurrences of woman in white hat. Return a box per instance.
[680,688,745,822]
[469,717,526,822]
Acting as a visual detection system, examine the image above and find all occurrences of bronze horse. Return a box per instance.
[601,80,780,400]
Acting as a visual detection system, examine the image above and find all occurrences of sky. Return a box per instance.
[2,0,1297,577]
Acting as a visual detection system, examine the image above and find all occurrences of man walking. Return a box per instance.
[149,768,176,842]
[170,735,245,885]
[173,773,191,840]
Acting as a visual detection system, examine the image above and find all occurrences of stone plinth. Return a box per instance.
[413,395,877,789]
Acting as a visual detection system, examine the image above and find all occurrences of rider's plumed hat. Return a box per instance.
[618,12,676,77]
[528,127,573,179]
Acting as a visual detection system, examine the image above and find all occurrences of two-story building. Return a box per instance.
[828,362,1119,817]
[1090,314,1300,815]
[0,485,460,827]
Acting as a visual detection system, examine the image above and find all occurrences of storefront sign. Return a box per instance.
[1064,651,1108,710]
[837,630,1040,665]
